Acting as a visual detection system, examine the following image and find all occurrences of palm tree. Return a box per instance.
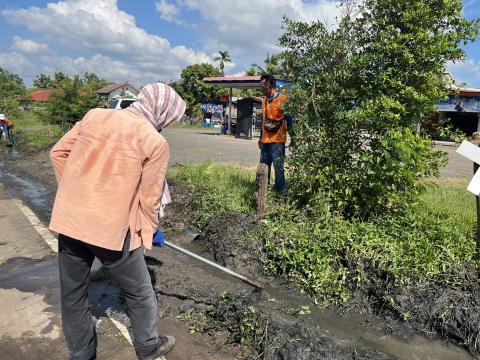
[264,53,281,76]
[252,53,283,77]
[245,66,257,76]
[214,51,232,76]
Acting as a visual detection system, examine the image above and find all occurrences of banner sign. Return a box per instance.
[436,96,480,113]
[201,103,223,114]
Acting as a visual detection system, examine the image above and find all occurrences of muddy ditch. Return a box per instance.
[1,150,478,359]
[155,181,478,359]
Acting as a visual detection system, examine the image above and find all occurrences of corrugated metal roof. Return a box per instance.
[27,89,88,102]
[203,76,292,89]
[448,85,480,96]
[203,76,262,89]
[95,83,138,94]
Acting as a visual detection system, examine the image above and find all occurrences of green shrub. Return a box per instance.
[281,0,479,219]
[261,184,477,304]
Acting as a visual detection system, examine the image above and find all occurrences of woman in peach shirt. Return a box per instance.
[49,83,185,360]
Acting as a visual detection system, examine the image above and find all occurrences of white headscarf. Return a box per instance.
[130,83,186,131]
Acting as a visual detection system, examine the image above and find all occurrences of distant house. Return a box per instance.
[95,83,139,107]
[17,89,55,110]
[20,88,91,110]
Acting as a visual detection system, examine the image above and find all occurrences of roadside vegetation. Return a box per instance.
[169,163,477,301]
[261,181,477,304]
[169,161,480,352]
[12,111,63,153]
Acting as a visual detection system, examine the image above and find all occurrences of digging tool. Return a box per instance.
[152,230,262,289]
[163,240,263,289]
[152,230,263,290]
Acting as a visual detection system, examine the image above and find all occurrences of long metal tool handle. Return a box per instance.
[164,240,263,289]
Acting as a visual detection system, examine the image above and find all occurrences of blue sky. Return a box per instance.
[0,0,479,88]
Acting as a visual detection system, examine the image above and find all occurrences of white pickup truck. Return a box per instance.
[108,98,137,109]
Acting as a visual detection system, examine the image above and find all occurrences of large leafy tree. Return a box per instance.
[171,64,221,116]
[83,72,110,90]
[282,0,479,219]
[34,71,108,91]
[214,51,232,76]
[41,74,102,129]
[33,73,54,88]
[0,67,26,118]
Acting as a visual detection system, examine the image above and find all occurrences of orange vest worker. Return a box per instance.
[261,92,287,144]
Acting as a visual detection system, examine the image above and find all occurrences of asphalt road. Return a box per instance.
[436,142,473,180]
[163,128,472,181]
[162,127,260,165]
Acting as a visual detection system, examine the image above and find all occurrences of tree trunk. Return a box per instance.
[256,163,268,217]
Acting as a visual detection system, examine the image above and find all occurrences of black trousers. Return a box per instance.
[58,234,159,360]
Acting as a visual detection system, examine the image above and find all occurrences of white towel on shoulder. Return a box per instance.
[159,180,171,218]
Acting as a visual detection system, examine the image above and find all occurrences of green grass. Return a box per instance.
[15,111,43,129]
[14,111,64,152]
[420,179,475,234]
[169,122,203,129]
[169,162,256,228]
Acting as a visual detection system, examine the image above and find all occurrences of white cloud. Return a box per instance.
[447,59,480,88]
[0,0,345,83]
[155,0,181,23]
[223,60,236,71]
[1,0,211,85]
[0,51,37,78]
[11,37,52,56]
[0,47,172,86]
[177,0,341,74]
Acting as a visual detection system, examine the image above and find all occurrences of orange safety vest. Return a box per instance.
[261,92,287,144]
[1,119,13,128]
[0,119,13,129]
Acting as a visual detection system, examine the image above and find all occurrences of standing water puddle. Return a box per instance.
[0,150,53,219]
[262,281,471,360]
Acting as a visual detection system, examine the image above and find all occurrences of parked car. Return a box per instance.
[108,98,137,109]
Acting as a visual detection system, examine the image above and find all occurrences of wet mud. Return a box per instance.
[1,151,479,359]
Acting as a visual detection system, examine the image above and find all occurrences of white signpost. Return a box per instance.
[457,140,480,195]
[457,140,480,255]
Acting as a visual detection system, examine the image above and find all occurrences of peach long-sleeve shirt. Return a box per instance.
[49,108,169,251]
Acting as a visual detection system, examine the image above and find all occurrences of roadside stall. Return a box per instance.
[434,87,480,137]
[203,76,261,137]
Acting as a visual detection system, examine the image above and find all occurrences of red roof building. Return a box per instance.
[29,89,55,102]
